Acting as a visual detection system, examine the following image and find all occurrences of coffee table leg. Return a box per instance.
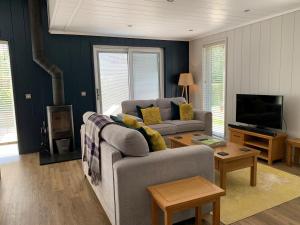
[212,198,220,225]
[195,206,202,225]
[219,163,227,190]
[164,210,172,225]
[250,156,257,186]
[151,199,159,225]
[286,144,293,167]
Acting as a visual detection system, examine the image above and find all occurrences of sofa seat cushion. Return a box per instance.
[164,120,205,133]
[148,123,177,136]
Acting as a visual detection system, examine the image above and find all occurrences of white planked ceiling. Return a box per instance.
[47,0,300,41]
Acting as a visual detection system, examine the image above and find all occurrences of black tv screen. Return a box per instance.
[236,94,283,129]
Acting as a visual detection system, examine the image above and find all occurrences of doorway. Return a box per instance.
[0,41,18,161]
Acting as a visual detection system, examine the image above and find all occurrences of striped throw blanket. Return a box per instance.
[84,113,113,185]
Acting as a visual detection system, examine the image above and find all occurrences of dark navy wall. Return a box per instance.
[0,0,189,154]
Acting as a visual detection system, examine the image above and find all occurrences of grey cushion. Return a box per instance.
[102,124,149,156]
[121,100,157,117]
[148,123,177,136]
[156,97,186,121]
[164,120,205,133]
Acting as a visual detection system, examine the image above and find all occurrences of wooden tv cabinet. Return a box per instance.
[229,127,287,165]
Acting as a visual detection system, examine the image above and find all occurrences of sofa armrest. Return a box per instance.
[194,110,212,136]
[113,146,214,225]
[118,113,143,122]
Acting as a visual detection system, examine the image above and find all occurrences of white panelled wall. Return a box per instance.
[190,10,300,138]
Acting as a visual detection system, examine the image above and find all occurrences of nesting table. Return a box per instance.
[148,176,225,225]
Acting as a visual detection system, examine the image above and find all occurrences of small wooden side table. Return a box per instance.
[286,138,300,167]
[148,176,225,225]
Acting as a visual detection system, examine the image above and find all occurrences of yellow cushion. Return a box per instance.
[179,103,193,120]
[123,114,144,129]
[141,107,162,125]
[143,126,167,151]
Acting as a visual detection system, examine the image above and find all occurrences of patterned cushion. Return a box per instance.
[142,126,167,151]
[179,103,194,120]
[141,107,162,125]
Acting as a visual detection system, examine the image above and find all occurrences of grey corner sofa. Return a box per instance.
[81,115,215,225]
[121,97,212,136]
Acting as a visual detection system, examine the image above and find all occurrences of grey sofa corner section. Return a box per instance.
[81,118,215,225]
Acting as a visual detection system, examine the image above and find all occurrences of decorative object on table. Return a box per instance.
[178,72,194,103]
[191,134,226,148]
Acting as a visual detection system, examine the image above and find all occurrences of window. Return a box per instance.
[203,42,226,137]
[0,41,17,144]
[93,46,163,115]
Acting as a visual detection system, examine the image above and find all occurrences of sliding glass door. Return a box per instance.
[94,46,163,115]
[203,42,226,137]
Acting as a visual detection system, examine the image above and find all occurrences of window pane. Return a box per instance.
[99,52,129,115]
[0,42,17,144]
[203,44,225,137]
[132,52,160,100]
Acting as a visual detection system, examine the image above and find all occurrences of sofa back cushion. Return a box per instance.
[156,97,186,121]
[121,100,157,117]
[101,124,149,157]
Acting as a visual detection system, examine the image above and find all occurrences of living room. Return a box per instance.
[1,0,300,225]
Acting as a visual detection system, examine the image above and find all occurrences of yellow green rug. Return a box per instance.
[218,163,300,224]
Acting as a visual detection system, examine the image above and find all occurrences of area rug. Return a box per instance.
[219,163,300,224]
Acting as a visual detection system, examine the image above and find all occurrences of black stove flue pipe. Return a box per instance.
[28,0,65,106]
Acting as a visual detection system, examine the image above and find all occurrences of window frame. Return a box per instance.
[93,45,164,114]
[202,39,228,137]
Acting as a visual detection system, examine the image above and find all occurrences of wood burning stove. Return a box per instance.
[47,105,75,155]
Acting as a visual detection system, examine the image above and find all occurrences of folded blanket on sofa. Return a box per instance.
[84,113,113,185]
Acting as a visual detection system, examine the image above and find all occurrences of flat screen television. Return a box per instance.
[236,94,283,129]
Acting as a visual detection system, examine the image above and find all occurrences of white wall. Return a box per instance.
[190,10,300,137]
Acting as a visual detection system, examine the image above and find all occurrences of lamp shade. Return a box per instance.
[178,73,194,86]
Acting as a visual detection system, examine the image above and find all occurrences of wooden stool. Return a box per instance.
[287,138,300,167]
[148,176,225,225]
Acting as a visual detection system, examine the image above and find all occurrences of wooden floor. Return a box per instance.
[0,154,300,225]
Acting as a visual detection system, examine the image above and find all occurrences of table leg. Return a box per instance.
[286,144,293,167]
[219,163,227,190]
[212,198,220,225]
[164,210,172,225]
[195,206,202,225]
[295,147,300,165]
[250,156,257,186]
[151,199,159,225]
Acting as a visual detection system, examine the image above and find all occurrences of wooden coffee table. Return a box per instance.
[148,176,225,225]
[168,132,260,190]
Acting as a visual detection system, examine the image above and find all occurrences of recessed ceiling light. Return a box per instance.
[167,0,175,2]
[244,9,251,13]
[188,29,194,32]
[128,24,133,27]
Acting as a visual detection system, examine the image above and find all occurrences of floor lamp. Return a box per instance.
[178,73,194,103]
